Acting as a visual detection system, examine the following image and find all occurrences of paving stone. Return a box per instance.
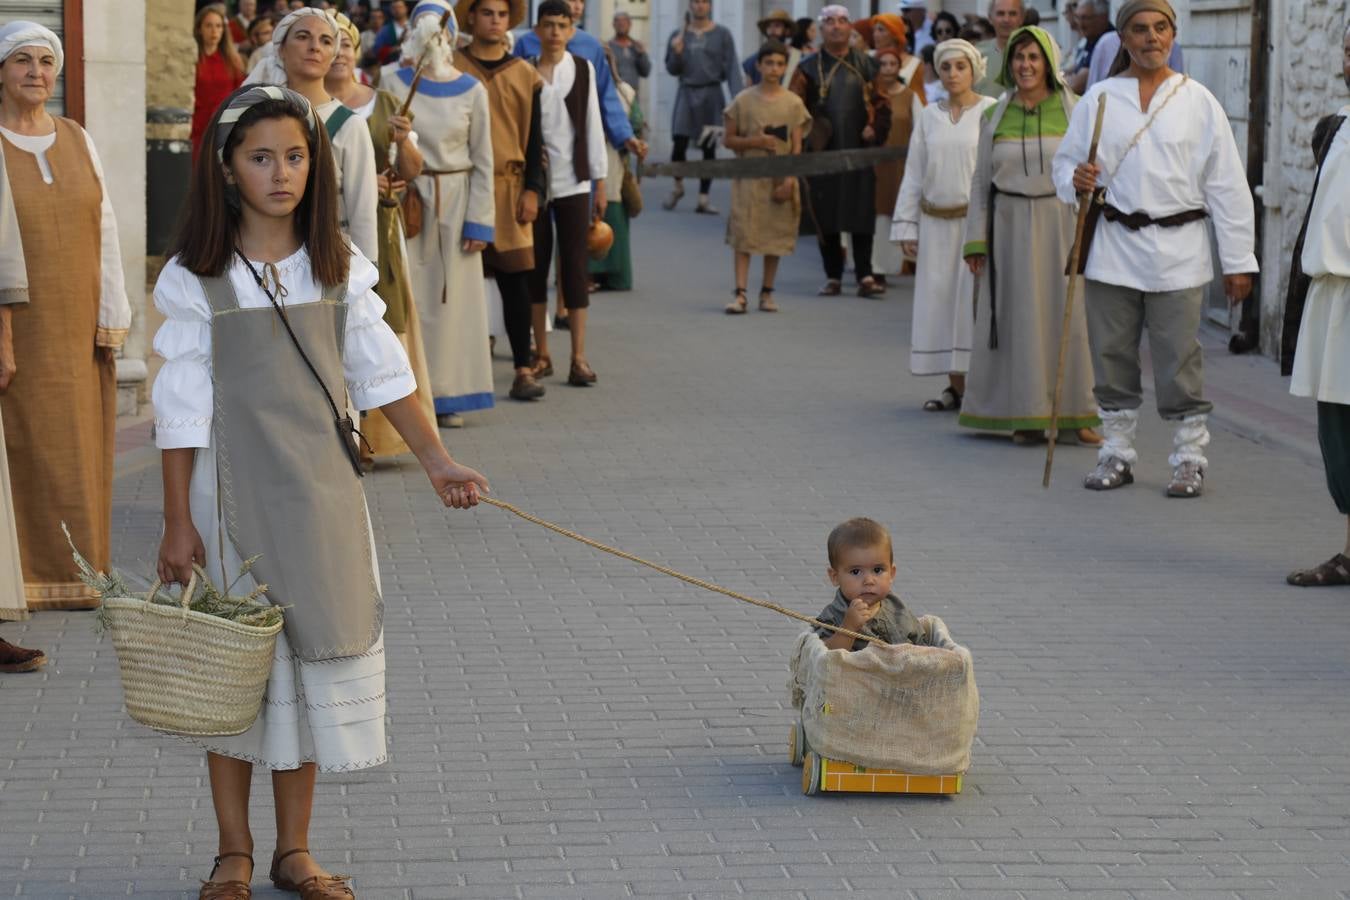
[4,191,1349,897]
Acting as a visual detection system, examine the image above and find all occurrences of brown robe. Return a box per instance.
[458,53,543,274]
[0,118,115,609]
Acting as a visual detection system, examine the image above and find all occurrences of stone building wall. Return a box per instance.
[147,0,197,111]
[1263,0,1349,357]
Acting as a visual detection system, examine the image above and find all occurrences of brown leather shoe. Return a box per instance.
[271,849,354,899]
[509,373,546,401]
[530,354,554,378]
[567,361,598,386]
[0,638,46,673]
[200,852,253,900]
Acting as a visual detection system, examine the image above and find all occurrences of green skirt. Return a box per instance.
[587,202,632,291]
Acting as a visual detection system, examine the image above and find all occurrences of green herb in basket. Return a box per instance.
[63,524,285,634]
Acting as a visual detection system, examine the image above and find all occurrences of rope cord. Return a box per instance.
[478,496,886,647]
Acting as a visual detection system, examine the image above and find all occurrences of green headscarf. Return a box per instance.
[994,25,1066,91]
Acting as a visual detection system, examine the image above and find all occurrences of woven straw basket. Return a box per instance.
[104,574,284,737]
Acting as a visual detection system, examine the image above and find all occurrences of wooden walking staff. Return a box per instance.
[1043,94,1107,489]
[380,9,454,198]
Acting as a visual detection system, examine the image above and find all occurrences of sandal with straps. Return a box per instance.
[271,848,355,899]
[1084,455,1134,491]
[725,288,748,315]
[758,287,779,312]
[200,851,253,900]
[1287,553,1350,587]
[922,386,962,412]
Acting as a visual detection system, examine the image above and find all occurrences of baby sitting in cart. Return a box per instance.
[814,517,930,651]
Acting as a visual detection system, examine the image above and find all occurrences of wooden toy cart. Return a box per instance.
[789,719,963,795]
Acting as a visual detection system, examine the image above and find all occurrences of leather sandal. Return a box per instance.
[0,638,46,673]
[817,279,842,296]
[271,849,354,899]
[200,851,253,900]
[567,361,598,387]
[530,353,553,378]
[758,288,778,312]
[725,288,748,315]
[856,277,886,298]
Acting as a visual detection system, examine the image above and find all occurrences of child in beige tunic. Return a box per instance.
[723,41,811,314]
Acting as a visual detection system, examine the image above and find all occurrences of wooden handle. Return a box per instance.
[1043,94,1108,489]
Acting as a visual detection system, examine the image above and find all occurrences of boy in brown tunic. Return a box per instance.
[456,0,549,401]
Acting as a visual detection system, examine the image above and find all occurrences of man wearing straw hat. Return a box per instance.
[741,9,800,86]
[1051,0,1256,498]
[456,0,550,402]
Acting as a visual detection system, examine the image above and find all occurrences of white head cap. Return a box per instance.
[0,21,63,75]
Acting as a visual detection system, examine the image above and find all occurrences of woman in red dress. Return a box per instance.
[189,5,246,160]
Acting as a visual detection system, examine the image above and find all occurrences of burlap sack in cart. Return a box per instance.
[788,615,979,774]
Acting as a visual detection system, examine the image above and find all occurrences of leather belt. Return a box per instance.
[920,199,968,219]
[1103,203,1208,231]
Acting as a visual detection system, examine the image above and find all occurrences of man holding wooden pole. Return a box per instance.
[1050,0,1256,498]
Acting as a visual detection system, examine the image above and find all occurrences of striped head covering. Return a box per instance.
[0,21,63,75]
[328,9,361,51]
[214,84,321,163]
[934,38,986,85]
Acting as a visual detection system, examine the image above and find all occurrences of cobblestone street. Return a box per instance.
[4,200,1349,899]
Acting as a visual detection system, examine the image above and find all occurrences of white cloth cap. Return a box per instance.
[898,0,928,9]
[934,38,987,84]
[0,21,64,75]
[243,7,339,86]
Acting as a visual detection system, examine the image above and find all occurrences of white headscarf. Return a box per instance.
[933,38,987,86]
[243,7,339,86]
[0,21,64,75]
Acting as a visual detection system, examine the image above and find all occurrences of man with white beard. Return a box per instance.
[383,1,497,427]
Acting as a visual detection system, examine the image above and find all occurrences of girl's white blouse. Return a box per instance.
[151,247,415,449]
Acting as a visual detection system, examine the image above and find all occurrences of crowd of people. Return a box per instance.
[0,2,1347,897]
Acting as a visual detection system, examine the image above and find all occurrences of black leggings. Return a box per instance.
[528,193,591,311]
[819,232,874,282]
[493,269,534,370]
[672,135,714,195]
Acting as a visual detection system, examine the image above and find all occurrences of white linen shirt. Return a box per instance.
[538,53,607,200]
[1051,74,1257,293]
[1301,105,1350,279]
[152,247,415,449]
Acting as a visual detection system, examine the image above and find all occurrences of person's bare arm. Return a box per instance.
[379,393,489,508]
[0,307,14,394]
[156,448,205,586]
[391,115,424,182]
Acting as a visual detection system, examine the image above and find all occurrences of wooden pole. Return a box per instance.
[1043,94,1107,489]
[381,9,454,198]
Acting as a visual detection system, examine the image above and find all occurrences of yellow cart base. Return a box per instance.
[790,722,963,796]
[801,753,962,795]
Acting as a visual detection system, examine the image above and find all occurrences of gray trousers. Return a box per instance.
[1083,280,1213,420]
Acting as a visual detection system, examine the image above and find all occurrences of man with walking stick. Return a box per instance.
[1050,0,1256,498]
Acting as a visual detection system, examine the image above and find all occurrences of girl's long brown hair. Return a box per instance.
[170,91,350,288]
[195,5,246,79]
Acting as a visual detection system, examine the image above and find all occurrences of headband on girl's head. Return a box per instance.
[214,85,321,162]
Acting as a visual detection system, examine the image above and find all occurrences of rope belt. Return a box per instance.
[921,199,968,219]
[423,167,472,219]
[1102,203,1208,231]
[478,496,886,647]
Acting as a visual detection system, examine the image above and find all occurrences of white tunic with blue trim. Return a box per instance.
[382,64,497,415]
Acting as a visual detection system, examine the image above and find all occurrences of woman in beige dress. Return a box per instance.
[0,21,131,612]
[325,10,436,461]
[0,148,40,672]
[722,41,811,314]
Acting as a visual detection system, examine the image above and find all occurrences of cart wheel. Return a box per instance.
[803,752,822,795]
[789,721,805,767]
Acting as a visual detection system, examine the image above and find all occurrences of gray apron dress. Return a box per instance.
[199,273,382,662]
